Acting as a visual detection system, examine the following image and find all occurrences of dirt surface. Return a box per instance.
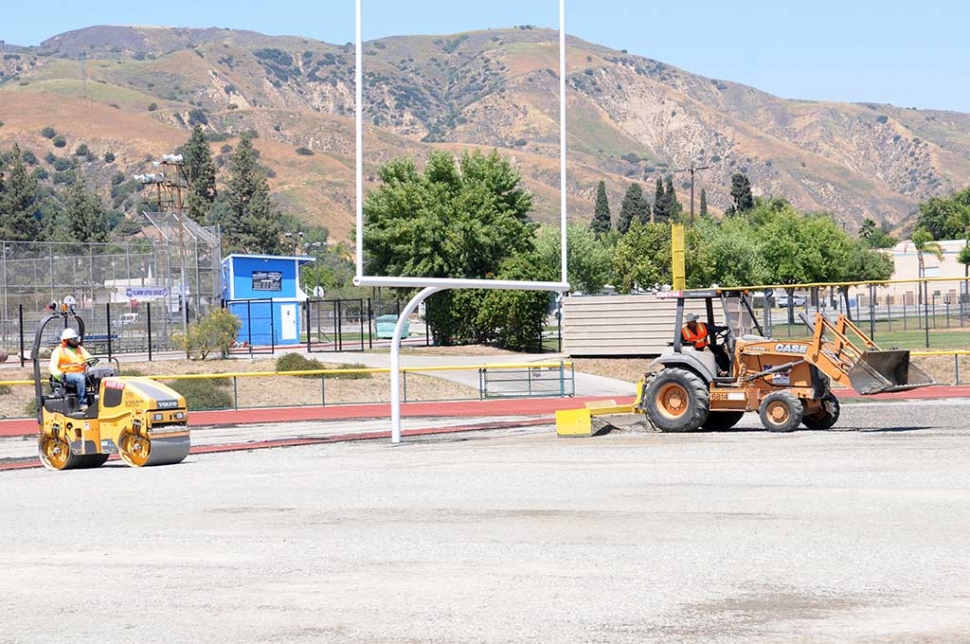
[0,354,481,418]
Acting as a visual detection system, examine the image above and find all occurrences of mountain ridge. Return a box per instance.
[1,24,967,241]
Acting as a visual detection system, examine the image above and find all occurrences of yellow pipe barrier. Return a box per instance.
[0,361,574,387]
[718,276,968,292]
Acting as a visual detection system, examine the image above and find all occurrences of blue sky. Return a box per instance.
[2,1,967,112]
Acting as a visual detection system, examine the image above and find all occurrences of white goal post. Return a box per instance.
[352,0,571,442]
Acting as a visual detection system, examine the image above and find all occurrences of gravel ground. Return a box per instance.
[2,401,970,643]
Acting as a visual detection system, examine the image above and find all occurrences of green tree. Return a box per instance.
[728,172,754,215]
[62,181,109,244]
[916,188,970,241]
[694,217,768,287]
[617,183,649,233]
[756,209,854,322]
[363,149,544,347]
[699,188,708,218]
[664,175,683,222]
[652,177,667,223]
[590,180,611,234]
[611,222,671,293]
[217,134,283,254]
[180,125,218,222]
[912,227,944,310]
[536,224,612,294]
[0,144,42,241]
[911,227,944,281]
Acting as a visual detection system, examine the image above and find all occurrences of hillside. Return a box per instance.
[1,25,968,241]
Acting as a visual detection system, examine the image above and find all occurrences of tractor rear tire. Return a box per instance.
[644,368,710,432]
[759,391,803,433]
[702,411,745,431]
[802,393,841,430]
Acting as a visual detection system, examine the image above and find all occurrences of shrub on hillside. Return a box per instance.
[178,308,242,359]
[295,147,314,156]
[41,126,56,139]
[165,378,233,411]
[52,136,66,148]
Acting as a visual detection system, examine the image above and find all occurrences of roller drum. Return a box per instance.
[119,431,190,467]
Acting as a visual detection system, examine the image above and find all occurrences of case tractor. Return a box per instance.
[557,289,934,435]
[34,305,190,470]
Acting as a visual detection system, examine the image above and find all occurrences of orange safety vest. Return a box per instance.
[682,321,709,349]
[52,344,90,375]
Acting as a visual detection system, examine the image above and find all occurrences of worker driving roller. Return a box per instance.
[681,312,731,375]
[49,328,94,409]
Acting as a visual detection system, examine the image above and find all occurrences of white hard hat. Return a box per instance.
[685,313,699,323]
[61,328,78,341]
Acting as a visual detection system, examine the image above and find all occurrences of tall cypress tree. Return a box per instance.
[653,177,667,223]
[180,125,218,222]
[220,134,283,254]
[665,175,683,221]
[0,144,41,241]
[699,188,708,218]
[590,180,611,234]
[730,173,754,214]
[63,181,109,244]
[618,183,649,233]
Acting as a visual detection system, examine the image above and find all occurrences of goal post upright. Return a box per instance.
[353,0,571,442]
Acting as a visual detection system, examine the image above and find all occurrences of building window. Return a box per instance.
[252,270,282,292]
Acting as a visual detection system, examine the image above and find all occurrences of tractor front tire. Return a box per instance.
[759,391,803,433]
[802,393,841,430]
[644,368,710,433]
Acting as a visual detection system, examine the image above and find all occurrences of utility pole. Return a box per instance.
[673,162,711,226]
[160,154,190,354]
[135,154,191,357]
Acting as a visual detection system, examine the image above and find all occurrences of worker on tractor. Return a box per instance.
[50,328,93,408]
[682,313,731,375]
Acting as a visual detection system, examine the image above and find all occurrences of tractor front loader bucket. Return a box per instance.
[848,350,934,395]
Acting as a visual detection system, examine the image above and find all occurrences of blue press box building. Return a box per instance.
[221,254,315,346]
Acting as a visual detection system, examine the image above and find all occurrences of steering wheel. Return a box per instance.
[84,357,100,367]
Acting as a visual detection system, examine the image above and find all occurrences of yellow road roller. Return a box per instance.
[34,304,190,470]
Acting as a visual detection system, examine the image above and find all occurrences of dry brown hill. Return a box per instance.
[1,25,968,240]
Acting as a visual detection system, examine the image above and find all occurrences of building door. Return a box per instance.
[281,304,297,341]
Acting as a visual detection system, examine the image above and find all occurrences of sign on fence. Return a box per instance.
[125,287,170,299]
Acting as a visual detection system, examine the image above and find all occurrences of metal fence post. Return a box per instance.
[955,354,960,385]
[18,304,24,367]
[367,297,373,349]
[147,302,153,362]
[868,284,876,340]
[105,302,113,359]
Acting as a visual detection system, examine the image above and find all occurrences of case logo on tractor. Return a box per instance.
[774,343,808,354]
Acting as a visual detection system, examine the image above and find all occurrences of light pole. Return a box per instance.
[308,241,325,298]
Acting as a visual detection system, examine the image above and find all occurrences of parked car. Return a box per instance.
[775,293,807,308]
